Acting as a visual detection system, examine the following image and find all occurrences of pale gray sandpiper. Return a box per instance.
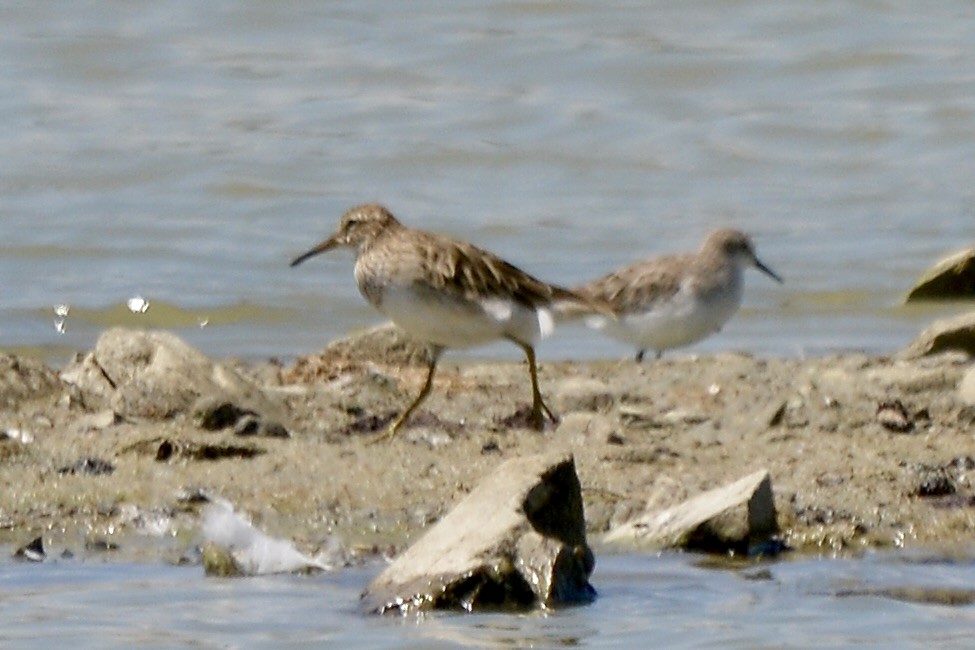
[575,228,782,362]
[290,203,612,438]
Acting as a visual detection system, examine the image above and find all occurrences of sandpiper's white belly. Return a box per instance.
[592,281,743,353]
[375,285,552,349]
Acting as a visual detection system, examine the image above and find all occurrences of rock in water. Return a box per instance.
[14,536,45,562]
[361,453,596,615]
[603,469,778,555]
[906,247,975,301]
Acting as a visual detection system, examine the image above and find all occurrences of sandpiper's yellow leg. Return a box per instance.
[368,349,440,444]
[518,343,556,430]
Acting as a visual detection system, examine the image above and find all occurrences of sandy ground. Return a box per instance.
[3,326,975,564]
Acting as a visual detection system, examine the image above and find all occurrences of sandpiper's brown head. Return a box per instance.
[704,228,783,284]
[290,203,402,267]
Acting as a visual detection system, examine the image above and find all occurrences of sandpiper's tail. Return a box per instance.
[548,285,616,326]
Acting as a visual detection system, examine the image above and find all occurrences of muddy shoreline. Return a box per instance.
[3,325,975,564]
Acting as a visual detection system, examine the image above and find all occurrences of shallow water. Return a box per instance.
[3,552,975,648]
[2,0,975,364]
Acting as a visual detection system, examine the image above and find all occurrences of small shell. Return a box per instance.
[876,399,914,433]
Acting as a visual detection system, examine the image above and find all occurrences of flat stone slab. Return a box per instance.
[906,247,975,301]
[900,312,975,359]
[361,453,596,614]
[602,469,777,554]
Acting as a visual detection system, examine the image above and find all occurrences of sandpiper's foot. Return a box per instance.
[535,399,557,429]
[365,413,407,445]
[528,407,545,431]
[498,402,558,431]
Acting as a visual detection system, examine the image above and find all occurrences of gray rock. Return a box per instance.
[232,414,290,438]
[361,453,596,615]
[900,312,975,359]
[61,328,285,423]
[876,399,915,433]
[906,247,975,301]
[190,396,291,438]
[602,469,778,554]
[13,536,45,562]
[192,396,256,430]
[913,469,955,498]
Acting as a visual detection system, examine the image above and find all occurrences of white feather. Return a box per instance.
[537,307,555,339]
[202,500,335,575]
[378,286,549,348]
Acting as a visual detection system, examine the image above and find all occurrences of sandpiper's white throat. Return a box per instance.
[576,228,782,361]
[290,203,612,438]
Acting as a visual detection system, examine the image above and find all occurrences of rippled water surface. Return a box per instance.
[3,552,975,648]
[2,0,974,363]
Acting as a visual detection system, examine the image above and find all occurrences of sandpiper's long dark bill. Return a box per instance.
[291,203,611,439]
[576,228,782,362]
[290,238,340,267]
